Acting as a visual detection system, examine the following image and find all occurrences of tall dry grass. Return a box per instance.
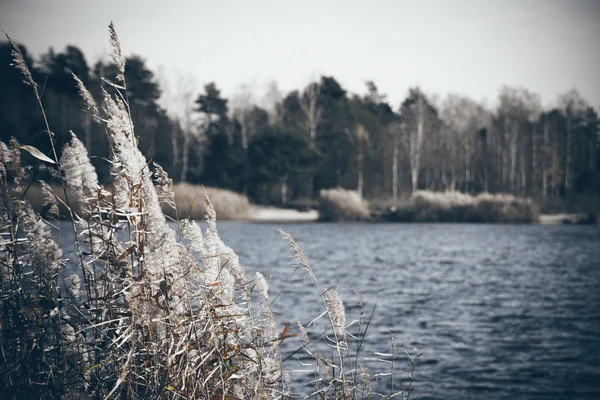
[389,190,539,223]
[19,182,250,221]
[318,188,371,222]
[165,183,250,220]
[0,24,419,399]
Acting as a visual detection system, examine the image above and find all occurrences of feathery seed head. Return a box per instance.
[108,22,125,81]
[204,188,218,233]
[298,321,310,347]
[255,272,270,303]
[0,141,10,177]
[278,228,313,277]
[6,138,24,186]
[5,33,38,93]
[359,363,372,396]
[20,203,63,276]
[152,162,175,207]
[60,132,99,204]
[183,220,204,254]
[71,72,100,122]
[0,141,11,164]
[324,287,346,337]
[355,290,364,310]
[316,353,333,383]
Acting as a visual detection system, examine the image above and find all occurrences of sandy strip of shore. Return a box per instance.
[247,207,319,222]
[538,214,578,224]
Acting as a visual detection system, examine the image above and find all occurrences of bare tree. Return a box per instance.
[411,96,425,193]
[298,80,323,200]
[558,89,587,194]
[299,81,322,144]
[496,87,541,194]
[157,70,200,182]
[389,121,402,205]
[346,124,369,198]
[231,83,261,195]
[399,89,427,194]
[261,79,283,124]
[441,95,491,193]
[231,84,255,149]
[542,113,549,198]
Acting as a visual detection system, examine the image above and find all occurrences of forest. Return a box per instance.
[2,40,599,212]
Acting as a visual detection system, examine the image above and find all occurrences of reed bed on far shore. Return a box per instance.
[387,190,539,223]
[166,183,250,220]
[318,187,371,222]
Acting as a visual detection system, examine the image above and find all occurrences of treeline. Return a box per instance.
[2,41,599,208]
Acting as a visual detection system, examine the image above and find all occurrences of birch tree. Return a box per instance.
[231,84,257,194]
[299,81,322,144]
[496,87,541,194]
[158,72,199,182]
[558,89,587,194]
[346,124,369,198]
[389,121,402,204]
[441,95,491,193]
[298,80,323,198]
[399,88,437,193]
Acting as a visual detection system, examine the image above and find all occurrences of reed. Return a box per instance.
[388,190,539,223]
[166,183,250,220]
[318,188,371,222]
[0,24,417,399]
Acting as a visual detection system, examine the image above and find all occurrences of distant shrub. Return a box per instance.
[165,183,250,220]
[389,190,539,223]
[318,187,370,222]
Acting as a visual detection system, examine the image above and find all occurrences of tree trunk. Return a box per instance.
[410,98,424,193]
[531,123,538,196]
[464,135,471,193]
[357,141,364,198]
[510,123,518,194]
[170,122,179,178]
[180,133,190,183]
[542,116,549,199]
[392,134,399,205]
[241,120,249,195]
[521,147,527,196]
[300,83,322,200]
[590,125,596,172]
[280,173,288,204]
[481,131,488,192]
[565,116,572,193]
[552,128,560,197]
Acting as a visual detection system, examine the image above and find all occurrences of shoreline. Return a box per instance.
[244,207,596,225]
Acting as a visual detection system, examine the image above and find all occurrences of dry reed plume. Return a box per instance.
[0,24,419,399]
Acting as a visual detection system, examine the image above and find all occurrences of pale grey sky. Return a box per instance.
[2,0,599,111]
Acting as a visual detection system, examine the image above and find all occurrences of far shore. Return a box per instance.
[245,207,595,225]
[21,184,596,225]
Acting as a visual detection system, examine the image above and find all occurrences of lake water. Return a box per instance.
[59,222,600,399]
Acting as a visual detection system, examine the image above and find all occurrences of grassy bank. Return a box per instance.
[381,191,539,223]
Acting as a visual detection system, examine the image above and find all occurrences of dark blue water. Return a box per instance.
[60,222,600,399]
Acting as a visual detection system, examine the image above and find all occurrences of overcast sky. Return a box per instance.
[2,0,599,112]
